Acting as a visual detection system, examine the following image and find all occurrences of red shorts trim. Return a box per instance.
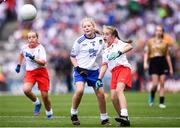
[24,68,50,91]
[110,65,132,90]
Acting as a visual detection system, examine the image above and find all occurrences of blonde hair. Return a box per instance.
[103,25,120,39]
[28,31,39,38]
[103,25,132,43]
[81,17,96,28]
[81,17,102,35]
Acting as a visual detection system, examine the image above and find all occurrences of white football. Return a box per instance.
[19,4,37,21]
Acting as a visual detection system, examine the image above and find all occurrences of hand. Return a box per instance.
[25,52,35,60]
[15,64,21,73]
[108,51,122,61]
[76,66,88,77]
[95,79,102,90]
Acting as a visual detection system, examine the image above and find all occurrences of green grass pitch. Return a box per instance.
[0,92,180,127]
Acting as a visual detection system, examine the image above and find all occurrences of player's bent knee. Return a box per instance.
[111,95,117,101]
[41,91,48,97]
[23,87,32,94]
[116,88,124,94]
[41,94,48,100]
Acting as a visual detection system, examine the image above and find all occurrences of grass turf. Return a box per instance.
[0,92,180,127]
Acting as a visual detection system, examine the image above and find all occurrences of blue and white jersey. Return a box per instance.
[70,34,105,70]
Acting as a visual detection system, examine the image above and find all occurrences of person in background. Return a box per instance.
[70,17,110,126]
[0,0,6,4]
[144,25,174,108]
[15,31,53,119]
[96,25,133,126]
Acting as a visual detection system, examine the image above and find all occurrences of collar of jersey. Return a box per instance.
[28,43,40,48]
[107,38,118,48]
[84,34,96,39]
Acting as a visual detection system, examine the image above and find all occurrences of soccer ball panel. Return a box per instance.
[19,4,37,21]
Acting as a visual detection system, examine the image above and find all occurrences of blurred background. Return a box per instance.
[0,0,179,95]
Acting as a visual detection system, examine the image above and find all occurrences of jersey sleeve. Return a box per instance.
[114,40,128,52]
[102,53,108,65]
[164,33,174,46]
[70,39,80,57]
[20,47,23,54]
[39,45,47,61]
[20,45,26,56]
[119,40,127,48]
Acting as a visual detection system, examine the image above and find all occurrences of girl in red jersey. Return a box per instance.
[96,25,133,126]
[15,31,53,119]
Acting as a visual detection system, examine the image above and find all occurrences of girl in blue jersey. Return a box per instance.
[70,17,110,126]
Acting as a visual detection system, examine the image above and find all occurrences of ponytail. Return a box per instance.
[120,39,133,44]
[112,29,120,40]
[103,25,133,44]
[112,28,132,44]
[95,29,102,35]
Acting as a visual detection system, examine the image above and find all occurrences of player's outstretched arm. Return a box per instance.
[120,43,133,54]
[108,43,133,61]
[15,53,24,73]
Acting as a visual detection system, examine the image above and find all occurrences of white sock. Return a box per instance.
[100,113,108,121]
[46,109,53,116]
[71,108,78,115]
[121,108,128,117]
[33,97,40,105]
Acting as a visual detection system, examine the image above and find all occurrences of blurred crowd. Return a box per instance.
[0,0,179,93]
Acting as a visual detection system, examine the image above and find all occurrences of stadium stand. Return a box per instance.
[0,0,179,93]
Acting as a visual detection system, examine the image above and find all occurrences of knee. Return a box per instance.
[97,92,105,99]
[160,80,165,87]
[151,85,158,91]
[111,94,117,102]
[152,81,159,87]
[41,93,48,100]
[116,88,124,94]
[159,83,164,89]
[23,87,31,95]
[76,90,84,98]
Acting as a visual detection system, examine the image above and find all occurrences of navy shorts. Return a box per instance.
[149,56,169,75]
[73,68,103,87]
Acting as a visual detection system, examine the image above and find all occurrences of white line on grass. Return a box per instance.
[0,116,180,120]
